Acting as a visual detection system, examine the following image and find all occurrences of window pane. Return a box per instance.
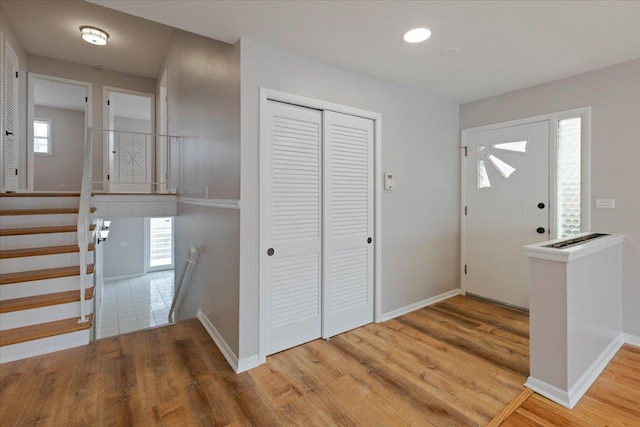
[149,217,173,267]
[34,137,49,153]
[557,117,581,238]
[34,121,49,137]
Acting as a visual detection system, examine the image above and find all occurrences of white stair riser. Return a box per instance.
[0,299,93,330]
[0,213,81,228]
[0,329,91,364]
[0,251,94,274]
[0,231,95,250]
[0,196,80,210]
[0,274,94,301]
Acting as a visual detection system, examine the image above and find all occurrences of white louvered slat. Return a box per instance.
[322,111,374,338]
[265,101,322,355]
[3,42,19,191]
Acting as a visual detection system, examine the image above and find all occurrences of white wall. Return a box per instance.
[159,30,241,354]
[460,59,640,338]
[103,217,145,279]
[0,12,28,190]
[239,39,460,359]
[33,106,84,191]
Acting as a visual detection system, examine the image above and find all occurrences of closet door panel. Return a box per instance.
[323,111,374,338]
[265,101,323,355]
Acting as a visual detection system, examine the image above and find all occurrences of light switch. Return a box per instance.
[595,199,615,209]
[384,172,394,190]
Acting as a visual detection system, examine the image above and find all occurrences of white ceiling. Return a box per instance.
[34,78,87,111]
[91,0,640,103]
[1,0,173,78]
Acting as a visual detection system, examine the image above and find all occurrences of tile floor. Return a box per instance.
[98,270,174,339]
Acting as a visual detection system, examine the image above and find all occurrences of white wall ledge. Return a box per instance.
[178,197,240,209]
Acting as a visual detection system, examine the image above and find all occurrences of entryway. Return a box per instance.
[461,109,590,309]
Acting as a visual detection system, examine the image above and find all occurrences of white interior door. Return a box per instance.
[465,121,550,309]
[3,42,19,192]
[322,111,374,338]
[264,100,323,355]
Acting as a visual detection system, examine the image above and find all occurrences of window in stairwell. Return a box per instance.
[33,118,52,154]
[146,217,174,271]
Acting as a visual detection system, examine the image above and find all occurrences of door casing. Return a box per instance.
[258,88,382,364]
[460,107,592,297]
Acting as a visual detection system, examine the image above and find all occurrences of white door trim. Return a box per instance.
[258,87,382,363]
[460,107,591,295]
[26,73,93,191]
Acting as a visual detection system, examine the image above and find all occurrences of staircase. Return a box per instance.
[0,193,96,363]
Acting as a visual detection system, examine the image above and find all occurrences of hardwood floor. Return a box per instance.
[1,295,529,425]
[499,344,640,426]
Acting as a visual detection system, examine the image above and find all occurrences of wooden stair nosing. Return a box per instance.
[0,224,96,237]
[0,288,94,314]
[0,207,97,216]
[0,192,81,197]
[0,313,94,347]
[0,243,96,259]
[0,264,95,286]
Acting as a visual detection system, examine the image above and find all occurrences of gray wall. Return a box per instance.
[27,55,156,189]
[103,217,145,279]
[460,59,640,338]
[239,39,460,359]
[0,12,29,190]
[159,30,241,353]
[33,106,84,191]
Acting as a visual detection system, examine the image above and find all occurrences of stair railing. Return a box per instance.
[169,246,199,323]
[76,127,94,324]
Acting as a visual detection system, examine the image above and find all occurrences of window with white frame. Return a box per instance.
[557,117,582,238]
[33,118,52,154]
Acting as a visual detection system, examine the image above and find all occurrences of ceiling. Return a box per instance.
[3,1,639,103]
[34,78,87,111]
[0,0,173,78]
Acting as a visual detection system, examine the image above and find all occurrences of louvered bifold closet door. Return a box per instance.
[3,43,19,191]
[265,101,323,355]
[322,111,374,338]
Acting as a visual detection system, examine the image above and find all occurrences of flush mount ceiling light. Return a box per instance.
[403,27,432,43]
[80,26,109,46]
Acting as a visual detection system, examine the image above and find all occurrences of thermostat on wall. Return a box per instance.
[384,172,394,190]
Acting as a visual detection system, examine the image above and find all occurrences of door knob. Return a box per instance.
[536,227,546,234]
[267,248,275,256]
[538,202,545,209]
[5,130,14,136]
[367,237,372,244]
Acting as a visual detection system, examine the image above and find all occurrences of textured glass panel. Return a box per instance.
[557,117,581,237]
[494,140,527,152]
[488,154,516,178]
[477,160,491,189]
[477,145,485,152]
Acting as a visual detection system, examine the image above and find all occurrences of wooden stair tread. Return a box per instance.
[0,192,80,197]
[0,314,93,347]
[0,224,96,237]
[0,264,95,285]
[0,243,95,259]
[0,288,94,314]
[0,207,96,216]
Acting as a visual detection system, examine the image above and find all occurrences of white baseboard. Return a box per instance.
[526,334,624,409]
[104,273,144,282]
[197,309,260,373]
[380,289,461,322]
[624,333,640,347]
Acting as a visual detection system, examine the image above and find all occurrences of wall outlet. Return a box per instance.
[384,172,394,190]
[595,199,615,209]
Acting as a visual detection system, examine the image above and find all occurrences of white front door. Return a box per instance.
[465,121,550,309]
[322,111,374,338]
[264,101,323,355]
[3,42,19,192]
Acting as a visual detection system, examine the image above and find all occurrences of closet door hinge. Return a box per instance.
[15,71,18,78]
[15,168,18,175]
[464,206,468,215]
[85,97,88,102]
[464,147,468,157]
[107,174,110,180]
[464,265,467,275]
[107,100,110,106]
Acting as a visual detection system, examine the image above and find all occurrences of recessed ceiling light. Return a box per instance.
[80,26,109,46]
[403,28,432,43]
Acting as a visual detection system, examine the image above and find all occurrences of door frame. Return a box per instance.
[102,86,155,192]
[460,107,591,295]
[258,88,383,363]
[27,73,92,191]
